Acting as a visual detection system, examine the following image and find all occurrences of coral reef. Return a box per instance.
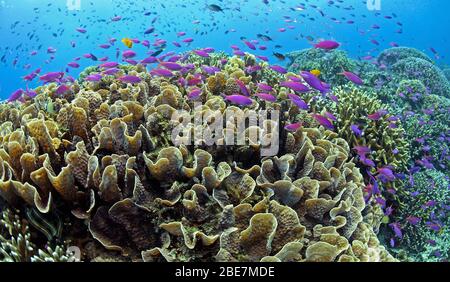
[286,49,357,86]
[0,54,396,262]
[331,86,410,171]
[388,170,449,262]
[377,47,433,67]
[0,208,76,262]
[390,58,450,98]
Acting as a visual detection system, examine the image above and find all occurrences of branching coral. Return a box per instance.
[388,170,449,262]
[0,208,76,262]
[331,86,410,172]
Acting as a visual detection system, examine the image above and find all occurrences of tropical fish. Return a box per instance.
[225,94,253,106]
[314,40,340,50]
[312,114,334,130]
[121,38,133,48]
[118,75,141,84]
[339,70,364,85]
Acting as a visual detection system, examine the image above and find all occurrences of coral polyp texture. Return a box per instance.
[0,54,398,262]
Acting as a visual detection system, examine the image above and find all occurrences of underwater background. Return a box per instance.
[0,0,448,262]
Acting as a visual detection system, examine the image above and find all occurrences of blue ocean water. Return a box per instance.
[0,0,448,98]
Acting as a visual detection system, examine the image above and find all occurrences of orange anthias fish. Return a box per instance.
[121,38,133,48]
[310,69,321,77]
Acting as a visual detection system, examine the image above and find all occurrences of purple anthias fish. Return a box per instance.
[160,61,183,71]
[100,62,119,69]
[284,122,303,132]
[235,79,250,96]
[350,124,363,137]
[377,166,396,182]
[188,88,202,100]
[257,83,273,92]
[118,75,141,84]
[85,74,102,82]
[314,40,340,50]
[150,68,174,77]
[68,62,80,68]
[255,93,276,102]
[193,49,210,58]
[288,94,309,110]
[225,94,253,106]
[243,40,256,50]
[300,71,328,93]
[340,71,364,85]
[368,109,388,121]
[406,216,421,225]
[389,222,403,239]
[103,68,120,75]
[141,56,158,64]
[39,72,65,83]
[312,114,334,130]
[202,65,220,75]
[280,81,310,93]
[55,84,71,95]
[7,89,24,103]
[270,65,287,74]
[122,50,137,58]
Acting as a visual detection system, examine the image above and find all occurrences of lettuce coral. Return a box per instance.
[0,54,395,262]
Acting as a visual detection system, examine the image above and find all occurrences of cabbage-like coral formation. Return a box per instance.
[0,53,396,262]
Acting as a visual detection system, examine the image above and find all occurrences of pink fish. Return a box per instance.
[7,89,24,103]
[100,62,119,68]
[312,114,334,130]
[193,49,210,58]
[284,122,303,132]
[255,93,276,102]
[243,40,256,50]
[225,95,253,106]
[288,94,308,110]
[56,84,71,95]
[76,27,87,33]
[235,79,250,96]
[150,68,174,77]
[257,83,273,92]
[85,74,102,82]
[187,88,202,100]
[339,71,364,85]
[111,16,122,22]
[67,62,80,68]
[280,81,310,93]
[118,75,141,84]
[122,50,137,58]
[314,40,340,50]
[270,65,287,74]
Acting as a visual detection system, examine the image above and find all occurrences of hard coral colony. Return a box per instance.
[0,1,449,264]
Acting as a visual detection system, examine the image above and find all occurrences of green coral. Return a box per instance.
[378,47,433,67]
[286,48,357,85]
[1,208,77,262]
[332,86,410,171]
[390,170,450,262]
[391,57,450,98]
